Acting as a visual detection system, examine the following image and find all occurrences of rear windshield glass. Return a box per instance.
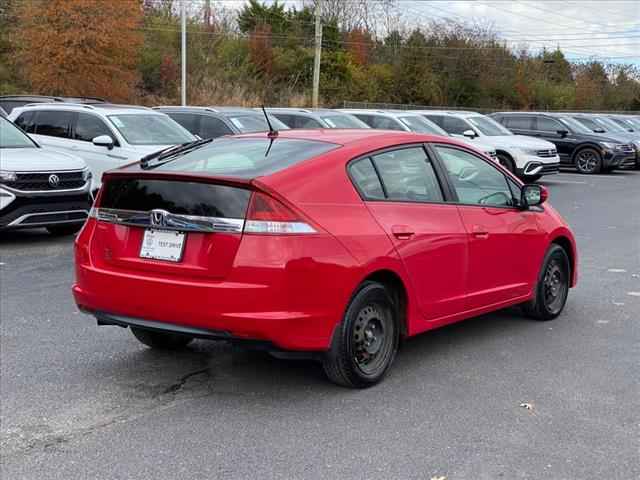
[150,137,340,178]
[101,179,251,218]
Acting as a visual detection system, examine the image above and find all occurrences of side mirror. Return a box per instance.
[92,135,114,150]
[556,129,569,137]
[521,184,548,208]
[462,129,477,139]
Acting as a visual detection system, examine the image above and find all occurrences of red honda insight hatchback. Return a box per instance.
[73,129,577,388]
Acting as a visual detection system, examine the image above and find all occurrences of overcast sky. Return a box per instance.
[400,1,640,64]
[215,0,640,65]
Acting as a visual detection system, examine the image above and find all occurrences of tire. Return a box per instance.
[46,224,82,236]
[574,148,602,174]
[131,327,194,350]
[522,244,570,321]
[323,281,399,388]
[496,153,515,174]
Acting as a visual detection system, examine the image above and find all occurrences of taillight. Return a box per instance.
[244,192,316,234]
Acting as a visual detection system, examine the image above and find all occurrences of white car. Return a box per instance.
[339,109,499,161]
[9,104,196,192]
[419,110,560,180]
[0,115,92,234]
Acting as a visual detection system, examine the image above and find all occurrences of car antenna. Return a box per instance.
[261,105,278,138]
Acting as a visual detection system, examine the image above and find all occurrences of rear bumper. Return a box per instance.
[73,225,358,351]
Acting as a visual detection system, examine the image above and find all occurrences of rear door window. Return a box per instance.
[371,147,444,203]
[33,111,74,138]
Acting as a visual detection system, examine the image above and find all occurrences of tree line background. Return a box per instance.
[1,0,639,111]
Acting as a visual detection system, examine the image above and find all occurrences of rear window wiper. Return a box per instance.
[140,138,213,170]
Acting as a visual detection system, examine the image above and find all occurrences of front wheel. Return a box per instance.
[131,327,194,350]
[574,148,602,174]
[323,282,399,388]
[522,244,570,321]
[496,153,515,174]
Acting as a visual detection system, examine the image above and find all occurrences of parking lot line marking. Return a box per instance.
[608,268,627,273]
[627,292,640,297]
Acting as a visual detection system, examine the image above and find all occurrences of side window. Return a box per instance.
[272,114,294,128]
[505,116,533,130]
[14,111,35,133]
[353,114,374,127]
[442,116,471,135]
[200,116,233,139]
[166,113,200,136]
[348,158,385,200]
[535,117,563,133]
[435,146,514,207]
[33,111,74,138]
[370,116,404,131]
[297,116,323,129]
[424,115,444,127]
[74,113,114,142]
[372,147,444,202]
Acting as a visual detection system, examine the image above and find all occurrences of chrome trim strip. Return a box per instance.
[95,208,245,233]
[8,209,89,227]
[2,182,91,196]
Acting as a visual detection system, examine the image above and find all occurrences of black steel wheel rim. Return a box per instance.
[543,259,567,314]
[351,303,394,377]
[577,151,598,173]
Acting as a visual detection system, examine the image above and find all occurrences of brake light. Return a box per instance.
[244,192,316,234]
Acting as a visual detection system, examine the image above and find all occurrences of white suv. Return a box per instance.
[419,110,560,180]
[0,115,92,234]
[340,109,499,161]
[9,104,196,192]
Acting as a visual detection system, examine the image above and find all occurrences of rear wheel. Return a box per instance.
[574,148,602,174]
[523,244,570,321]
[323,281,399,388]
[131,327,193,350]
[46,224,82,236]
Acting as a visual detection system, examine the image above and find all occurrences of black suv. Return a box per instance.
[0,95,105,115]
[153,106,289,139]
[491,112,636,174]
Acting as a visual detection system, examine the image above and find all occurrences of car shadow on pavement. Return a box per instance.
[86,307,536,400]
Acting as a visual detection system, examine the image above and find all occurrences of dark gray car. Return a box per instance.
[154,106,289,139]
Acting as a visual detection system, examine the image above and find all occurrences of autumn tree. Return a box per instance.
[15,0,143,102]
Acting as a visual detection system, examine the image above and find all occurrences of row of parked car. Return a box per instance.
[0,94,638,235]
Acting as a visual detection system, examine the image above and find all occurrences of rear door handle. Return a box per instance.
[472,225,489,239]
[391,225,415,240]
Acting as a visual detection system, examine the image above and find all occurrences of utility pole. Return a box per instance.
[181,0,187,106]
[312,1,322,108]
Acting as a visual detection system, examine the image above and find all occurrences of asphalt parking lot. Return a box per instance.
[1,170,639,480]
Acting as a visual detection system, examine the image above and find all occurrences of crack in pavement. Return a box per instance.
[2,367,216,459]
